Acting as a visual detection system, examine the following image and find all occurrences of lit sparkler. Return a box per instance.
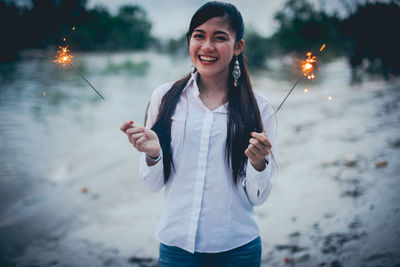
[54,45,105,101]
[276,44,326,113]
[54,38,126,122]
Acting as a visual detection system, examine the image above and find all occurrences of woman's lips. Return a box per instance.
[198,55,218,65]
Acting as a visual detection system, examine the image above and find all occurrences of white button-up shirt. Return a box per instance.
[139,72,277,253]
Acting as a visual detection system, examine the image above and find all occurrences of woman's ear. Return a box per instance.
[234,39,245,56]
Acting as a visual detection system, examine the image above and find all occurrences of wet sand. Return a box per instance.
[0,57,399,266]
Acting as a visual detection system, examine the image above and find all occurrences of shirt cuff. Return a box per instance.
[244,155,272,189]
[140,152,163,177]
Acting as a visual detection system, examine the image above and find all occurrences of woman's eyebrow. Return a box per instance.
[214,30,229,36]
[193,29,230,36]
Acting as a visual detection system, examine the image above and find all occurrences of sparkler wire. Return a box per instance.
[67,62,125,122]
[275,44,326,113]
[275,74,303,113]
[68,62,105,101]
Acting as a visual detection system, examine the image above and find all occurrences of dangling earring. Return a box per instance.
[232,56,241,87]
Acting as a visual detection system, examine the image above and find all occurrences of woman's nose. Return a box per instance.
[201,39,215,51]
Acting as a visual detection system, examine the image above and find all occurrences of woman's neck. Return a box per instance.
[197,73,229,97]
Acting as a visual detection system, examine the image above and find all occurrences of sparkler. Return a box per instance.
[54,45,105,101]
[275,44,326,113]
[54,39,125,121]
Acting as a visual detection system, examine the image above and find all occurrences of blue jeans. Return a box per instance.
[158,237,261,267]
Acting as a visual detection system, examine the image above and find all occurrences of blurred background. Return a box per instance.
[0,0,399,266]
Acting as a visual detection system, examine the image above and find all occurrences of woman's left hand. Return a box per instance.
[245,132,272,171]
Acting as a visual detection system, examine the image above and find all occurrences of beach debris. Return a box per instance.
[127,256,156,266]
[390,139,400,148]
[321,160,339,167]
[289,231,301,238]
[283,254,310,264]
[283,257,293,264]
[321,232,366,254]
[275,244,308,253]
[375,160,388,168]
[341,188,362,198]
[348,217,362,229]
[344,157,357,167]
[81,187,88,193]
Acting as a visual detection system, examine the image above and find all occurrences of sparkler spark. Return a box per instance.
[54,45,105,101]
[276,44,326,113]
[54,45,73,65]
[53,28,127,122]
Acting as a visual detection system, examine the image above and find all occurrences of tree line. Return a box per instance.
[1,0,400,79]
[0,0,152,61]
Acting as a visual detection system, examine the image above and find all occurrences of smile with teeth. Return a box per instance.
[199,55,218,62]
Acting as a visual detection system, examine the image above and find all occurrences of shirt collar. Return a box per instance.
[184,71,228,114]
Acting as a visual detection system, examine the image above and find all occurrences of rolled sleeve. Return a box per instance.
[243,156,277,206]
[138,82,173,193]
[139,152,165,193]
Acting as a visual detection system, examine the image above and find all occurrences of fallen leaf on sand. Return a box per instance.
[375,160,388,168]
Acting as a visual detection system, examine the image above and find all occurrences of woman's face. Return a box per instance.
[189,16,244,80]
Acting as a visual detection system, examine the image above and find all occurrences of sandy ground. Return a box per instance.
[1,59,399,266]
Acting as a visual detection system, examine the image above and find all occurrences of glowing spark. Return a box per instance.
[72,26,76,31]
[54,45,73,64]
[42,91,47,96]
[302,51,317,80]
[63,37,66,41]
[304,88,308,93]
[320,44,326,52]
[54,45,106,101]
[276,49,322,113]
[328,96,332,101]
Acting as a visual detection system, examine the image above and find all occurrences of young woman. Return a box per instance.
[120,2,277,266]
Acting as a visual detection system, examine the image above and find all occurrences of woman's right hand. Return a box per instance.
[120,121,161,158]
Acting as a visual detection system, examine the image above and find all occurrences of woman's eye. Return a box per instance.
[193,34,204,39]
[216,36,227,41]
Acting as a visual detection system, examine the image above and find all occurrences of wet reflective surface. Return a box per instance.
[0,52,399,266]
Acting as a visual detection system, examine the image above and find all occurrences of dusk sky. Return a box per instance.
[87,0,347,39]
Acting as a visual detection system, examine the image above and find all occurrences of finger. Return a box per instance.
[126,126,145,135]
[251,132,271,147]
[248,144,264,158]
[245,147,257,160]
[249,138,271,155]
[135,135,146,151]
[130,132,145,146]
[120,121,135,133]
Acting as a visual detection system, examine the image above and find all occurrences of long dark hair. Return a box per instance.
[146,1,264,185]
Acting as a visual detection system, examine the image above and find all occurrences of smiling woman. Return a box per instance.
[189,16,244,82]
[120,2,277,266]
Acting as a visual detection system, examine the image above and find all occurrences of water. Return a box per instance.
[0,51,399,266]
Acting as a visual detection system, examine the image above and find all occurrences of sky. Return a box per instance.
[87,0,347,39]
